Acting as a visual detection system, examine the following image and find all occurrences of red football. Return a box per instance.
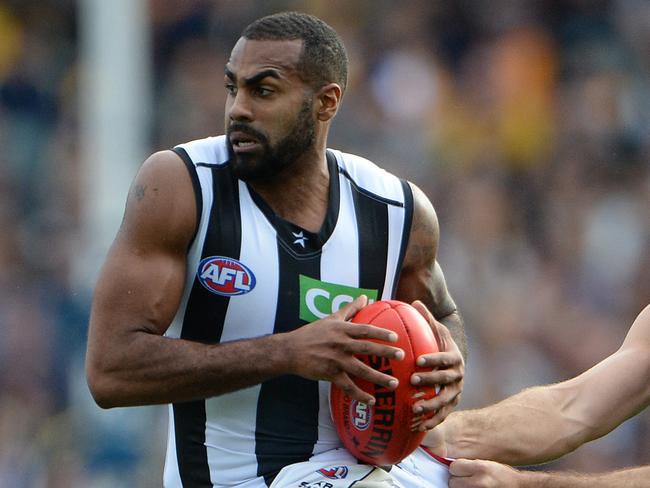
[329,300,440,465]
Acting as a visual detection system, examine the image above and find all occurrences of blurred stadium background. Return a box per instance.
[1,0,649,486]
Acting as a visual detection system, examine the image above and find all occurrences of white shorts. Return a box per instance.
[270,447,450,488]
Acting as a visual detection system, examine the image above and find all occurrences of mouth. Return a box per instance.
[229,131,262,153]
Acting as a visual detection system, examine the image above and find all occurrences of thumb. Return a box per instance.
[336,295,368,321]
[449,459,480,477]
[412,300,447,351]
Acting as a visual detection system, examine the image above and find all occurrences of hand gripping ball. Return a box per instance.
[329,300,440,465]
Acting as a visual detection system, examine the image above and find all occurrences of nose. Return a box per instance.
[227,89,253,123]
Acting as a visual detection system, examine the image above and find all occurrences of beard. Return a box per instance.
[227,98,316,182]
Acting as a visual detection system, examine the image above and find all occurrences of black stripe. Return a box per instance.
[339,167,404,208]
[391,180,414,297]
[255,245,321,485]
[173,147,203,249]
[352,183,389,298]
[173,163,241,487]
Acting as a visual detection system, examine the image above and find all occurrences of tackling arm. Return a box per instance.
[431,304,650,465]
[449,459,650,488]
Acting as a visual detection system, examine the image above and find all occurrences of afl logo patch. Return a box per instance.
[197,256,256,296]
[350,400,372,431]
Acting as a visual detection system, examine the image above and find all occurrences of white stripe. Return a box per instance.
[382,203,406,300]
[204,181,279,487]
[320,171,360,286]
[163,405,182,488]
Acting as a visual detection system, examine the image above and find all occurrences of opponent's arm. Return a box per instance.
[395,182,465,429]
[86,151,403,408]
[449,459,650,488]
[431,304,650,465]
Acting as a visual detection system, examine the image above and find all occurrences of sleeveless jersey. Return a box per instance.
[163,135,414,488]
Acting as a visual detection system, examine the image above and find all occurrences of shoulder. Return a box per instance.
[119,149,197,252]
[409,182,439,235]
[135,149,193,200]
[397,180,439,240]
[402,181,440,268]
[329,148,408,205]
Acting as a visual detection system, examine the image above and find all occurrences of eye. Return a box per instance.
[224,83,237,95]
[254,86,274,97]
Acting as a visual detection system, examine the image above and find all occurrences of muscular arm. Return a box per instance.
[396,183,466,357]
[86,151,289,407]
[394,182,465,429]
[449,459,650,488]
[435,304,650,465]
[86,151,403,408]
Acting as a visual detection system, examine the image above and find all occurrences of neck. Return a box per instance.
[248,145,330,233]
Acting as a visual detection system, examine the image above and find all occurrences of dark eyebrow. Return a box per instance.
[244,69,282,85]
[224,66,282,86]
[224,66,236,81]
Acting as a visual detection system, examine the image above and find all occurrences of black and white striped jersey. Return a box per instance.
[163,135,414,488]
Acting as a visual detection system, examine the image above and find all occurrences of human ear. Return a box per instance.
[316,83,342,121]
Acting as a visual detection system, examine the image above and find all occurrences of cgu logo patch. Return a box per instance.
[317,466,349,480]
[197,256,256,296]
[299,275,378,322]
[350,400,372,431]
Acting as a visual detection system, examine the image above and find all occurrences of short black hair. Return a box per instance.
[241,11,348,93]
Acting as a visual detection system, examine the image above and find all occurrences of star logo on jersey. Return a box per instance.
[292,231,308,248]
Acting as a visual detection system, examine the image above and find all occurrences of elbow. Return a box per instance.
[86,360,124,409]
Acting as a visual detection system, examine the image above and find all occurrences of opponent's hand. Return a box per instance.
[449,459,527,488]
[284,295,405,405]
[410,300,464,431]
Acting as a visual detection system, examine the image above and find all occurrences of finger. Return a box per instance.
[335,295,368,321]
[412,300,435,325]
[332,372,376,405]
[418,405,456,431]
[411,367,463,387]
[416,351,463,369]
[345,339,404,361]
[414,385,461,414]
[449,459,480,477]
[417,397,462,431]
[347,323,399,343]
[346,358,400,390]
[412,300,448,350]
[435,320,454,349]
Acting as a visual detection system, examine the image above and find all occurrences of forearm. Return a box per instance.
[516,466,650,488]
[437,385,586,464]
[87,331,290,408]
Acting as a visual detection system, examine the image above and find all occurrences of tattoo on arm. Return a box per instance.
[135,184,147,201]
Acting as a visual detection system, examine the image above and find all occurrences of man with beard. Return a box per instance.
[86,12,464,488]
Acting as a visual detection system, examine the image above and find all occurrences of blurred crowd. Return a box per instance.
[1,0,648,486]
